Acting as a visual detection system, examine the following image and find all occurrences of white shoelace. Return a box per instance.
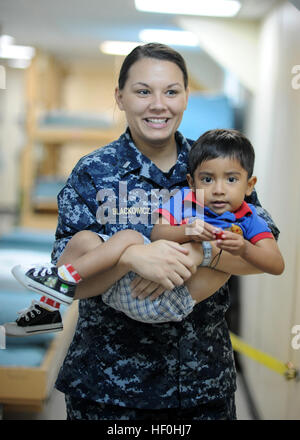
[17,300,42,322]
[32,262,55,277]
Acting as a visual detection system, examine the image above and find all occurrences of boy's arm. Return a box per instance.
[217,231,285,275]
[151,216,217,243]
[242,238,284,275]
[151,218,191,243]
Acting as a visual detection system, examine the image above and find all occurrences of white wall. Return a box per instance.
[178,16,260,93]
[241,1,300,419]
[179,0,300,419]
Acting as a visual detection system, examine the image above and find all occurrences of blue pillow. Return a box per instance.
[0,345,47,367]
[0,227,54,252]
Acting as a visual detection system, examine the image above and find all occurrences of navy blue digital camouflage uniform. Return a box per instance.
[53,129,279,420]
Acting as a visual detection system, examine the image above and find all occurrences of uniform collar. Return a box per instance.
[117,128,192,188]
[117,129,144,177]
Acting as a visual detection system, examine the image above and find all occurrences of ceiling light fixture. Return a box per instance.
[0,35,15,47]
[0,34,35,63]
[139,29,199,47]
[100,41,142,56]
[135,0,241,17]
[0,44,35,60]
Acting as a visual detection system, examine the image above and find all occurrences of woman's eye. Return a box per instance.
[166,90,178,96]
[137,90,150,96]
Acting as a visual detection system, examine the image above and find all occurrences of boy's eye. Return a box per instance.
[201,176,212,183]
[228,176,238,183]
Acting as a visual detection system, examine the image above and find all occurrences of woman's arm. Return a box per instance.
[74,239,196,300]
[51,165,103,265]
[119,239,197,291]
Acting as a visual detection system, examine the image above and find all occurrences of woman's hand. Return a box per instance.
[130,276,166,300]
[119,239,196,291]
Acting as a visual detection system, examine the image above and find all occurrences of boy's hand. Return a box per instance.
[185,218,217,242]
[215,230,247,256]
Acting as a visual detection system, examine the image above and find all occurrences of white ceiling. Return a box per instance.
[0,0,283,61]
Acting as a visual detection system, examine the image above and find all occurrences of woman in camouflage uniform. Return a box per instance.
[52,43,279,420]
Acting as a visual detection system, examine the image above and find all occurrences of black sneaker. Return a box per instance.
[11,264,76,306]
[3,300,63,336]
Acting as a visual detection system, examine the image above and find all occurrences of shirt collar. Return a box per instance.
[233,201,253,219]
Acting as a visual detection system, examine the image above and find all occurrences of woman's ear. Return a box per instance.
[115,87,124,111]
[246,175,257,196]
[186,173,195,191]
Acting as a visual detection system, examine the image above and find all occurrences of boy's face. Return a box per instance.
[187,157,257,215]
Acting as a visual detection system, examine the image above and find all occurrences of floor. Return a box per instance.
[2,373,254,420]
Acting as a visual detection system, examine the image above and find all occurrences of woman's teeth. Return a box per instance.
[146,118,167,123]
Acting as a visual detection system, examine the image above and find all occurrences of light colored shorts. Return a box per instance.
[98,233,196,323]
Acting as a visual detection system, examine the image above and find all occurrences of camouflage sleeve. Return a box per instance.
[51,160,103,264]
[245,189,280,241]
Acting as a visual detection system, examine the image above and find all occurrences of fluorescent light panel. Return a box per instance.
[0,34,35,62]
[0,35,15,47]
[8,59,32,69]
[100,41,141,55]
[135,0,241,17]
[139,29,199,47]
[0,45,35,60]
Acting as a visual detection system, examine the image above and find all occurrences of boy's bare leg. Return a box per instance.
[54,229,144,300]
[74,263,128,300]
[56,230,103,267]
[57,229,144,279]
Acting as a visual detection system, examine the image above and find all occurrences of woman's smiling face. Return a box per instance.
[115,57,189,152]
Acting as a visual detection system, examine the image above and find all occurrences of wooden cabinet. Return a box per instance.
[20,51,123,229]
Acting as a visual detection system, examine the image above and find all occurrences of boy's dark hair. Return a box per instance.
[118,42,188,90]
[188,129,255,178]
